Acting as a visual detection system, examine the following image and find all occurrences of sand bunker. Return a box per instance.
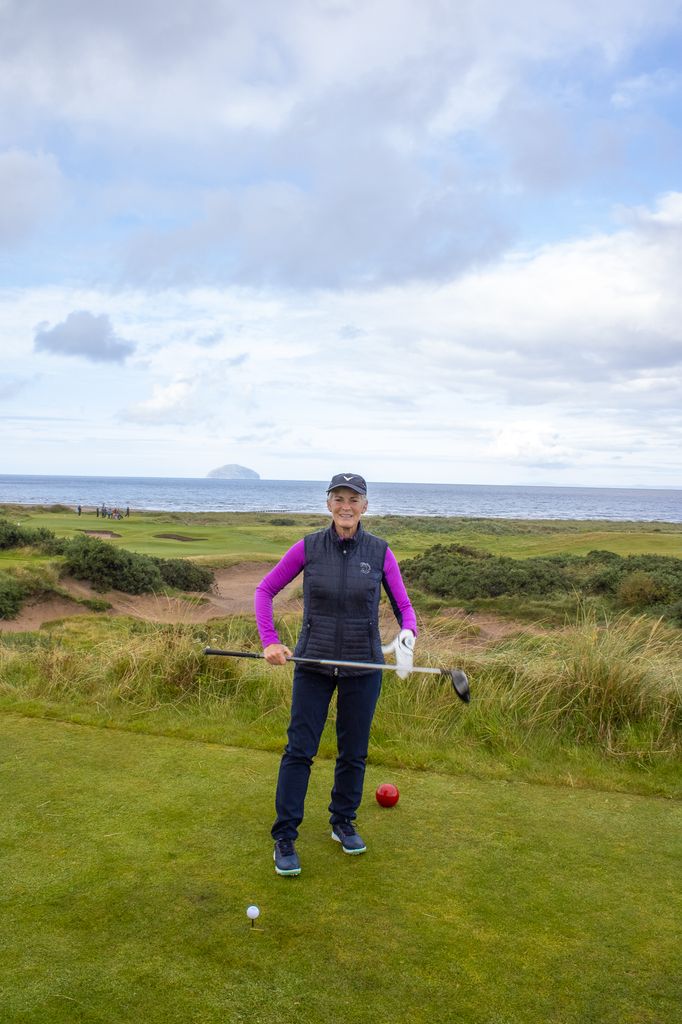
[153,533,207,542]
[79,529,122,539]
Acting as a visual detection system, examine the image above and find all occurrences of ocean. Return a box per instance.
[1,474,681,522]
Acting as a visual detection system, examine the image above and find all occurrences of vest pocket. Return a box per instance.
[297,620,312,655]
[297,615,337,659]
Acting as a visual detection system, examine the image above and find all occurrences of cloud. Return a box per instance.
[4,1,682,291]
[3,181,682,484]
[4,0,680,139]
[611,68,682,109]
[0,375,33,400]
[125,377,197,424]
[492,423,575,467]
[123,171,513,289]
[34,311,135,362]
[0,149,62,245]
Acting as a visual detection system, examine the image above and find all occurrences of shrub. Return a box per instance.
[617,571,670,609]
[62,535,165,594]
[155,558,213,591]
[0,520,24,549]
[0,518,66,555]
[61,536,214,594]
[402,545,571,599]
[402,543,682,622]
[0,518,214,596]
[0,572,25,618]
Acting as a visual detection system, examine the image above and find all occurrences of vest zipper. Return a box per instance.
[334,545,348,666]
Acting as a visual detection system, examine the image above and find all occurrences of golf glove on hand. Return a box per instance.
[381,629,415,679]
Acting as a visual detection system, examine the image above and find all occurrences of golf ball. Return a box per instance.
[246,905,260,920]
[375,783,400,807]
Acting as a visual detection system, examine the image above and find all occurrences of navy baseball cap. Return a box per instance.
[326,473,367,495]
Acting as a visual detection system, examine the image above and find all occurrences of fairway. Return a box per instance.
[2,715,680,1024]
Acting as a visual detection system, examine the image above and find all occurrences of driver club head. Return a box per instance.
[446,668,470,703]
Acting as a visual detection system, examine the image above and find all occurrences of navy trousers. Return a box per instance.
[271,666,383,841]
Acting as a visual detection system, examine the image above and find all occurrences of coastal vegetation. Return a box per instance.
[1,504,681,1023]
[0,517,213,615]
[402,543,682,624]
[0,504,680,797]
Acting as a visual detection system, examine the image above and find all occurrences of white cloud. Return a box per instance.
[34,310,135,362]
[1,1,682,484]
[3,188,677,482]
[125,377,197,424]
[612,68,682,108]
[0,149,62,245]
[2,1,680,290]
[492,423,574,466]
[3,0,678,140]
[0,375,33,400]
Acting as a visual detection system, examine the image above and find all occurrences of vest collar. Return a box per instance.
[329,521,364,548]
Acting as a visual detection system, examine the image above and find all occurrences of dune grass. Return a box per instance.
[2,713,680,1024]
[1,607,680,798]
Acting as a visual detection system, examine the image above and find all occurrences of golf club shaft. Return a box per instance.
[203,647,444,676]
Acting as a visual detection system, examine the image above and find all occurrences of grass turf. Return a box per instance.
[2,713,680,1024]
[5,507,682,563]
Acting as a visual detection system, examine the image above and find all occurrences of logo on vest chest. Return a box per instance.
[360,562,371,574]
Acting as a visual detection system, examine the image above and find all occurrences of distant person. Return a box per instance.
[254,473,417,877]
[77,505,82,516]
[125,506,130,517]
[96,506,99,518]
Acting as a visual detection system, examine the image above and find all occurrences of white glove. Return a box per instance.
[381,629,415,679]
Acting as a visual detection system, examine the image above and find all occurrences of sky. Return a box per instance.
[1,0,682,487]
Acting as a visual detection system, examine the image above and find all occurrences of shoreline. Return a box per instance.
[3,501,682,529]
[3,477,682,522]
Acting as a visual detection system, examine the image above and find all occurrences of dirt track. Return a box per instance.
[0,564,301,632]
[0,562,529,645]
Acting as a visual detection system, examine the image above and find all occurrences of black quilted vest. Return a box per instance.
[293,523,388,676]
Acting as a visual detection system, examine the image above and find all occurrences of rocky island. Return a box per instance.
[206,464,260,480]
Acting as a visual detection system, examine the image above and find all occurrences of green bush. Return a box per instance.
[402,544,682,621]
[617,571,670,609]
[155,558,213,591]
[0,519,214,596]
[62,535,165,594]
[0,572,26,618]
[0,518,66,555]
[61,536,214,595]
[0,520,24,549]
[402,544,572,599]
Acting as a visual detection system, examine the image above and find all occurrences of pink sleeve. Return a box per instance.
[254,540,305,647]
[383,547,418,635]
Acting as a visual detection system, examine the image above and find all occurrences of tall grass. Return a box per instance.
[1,608,680,793]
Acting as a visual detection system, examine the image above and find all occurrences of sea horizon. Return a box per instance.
[2,473,682,522]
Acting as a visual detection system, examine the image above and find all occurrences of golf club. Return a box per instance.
[203,647,471,703]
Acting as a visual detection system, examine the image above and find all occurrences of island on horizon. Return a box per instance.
[206,464,260,480]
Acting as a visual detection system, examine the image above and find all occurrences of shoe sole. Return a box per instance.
[331,830,367,855]
[273,851,301,876]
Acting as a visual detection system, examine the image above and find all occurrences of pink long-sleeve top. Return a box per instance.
[254,538,417,648]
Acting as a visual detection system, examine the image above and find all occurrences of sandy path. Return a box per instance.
[0,564,300,631]
[0,563,534,644]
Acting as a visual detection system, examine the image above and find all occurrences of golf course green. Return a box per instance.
[2,714,680,1024]
[1,507,681,1022]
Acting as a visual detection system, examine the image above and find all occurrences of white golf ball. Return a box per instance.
[246,905,260,920]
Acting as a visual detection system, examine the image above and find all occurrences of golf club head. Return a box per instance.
[446,669,470,703]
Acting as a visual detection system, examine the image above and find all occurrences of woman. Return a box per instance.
[254,473,417,876]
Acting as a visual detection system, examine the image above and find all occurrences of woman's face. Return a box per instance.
[327,487,368,536]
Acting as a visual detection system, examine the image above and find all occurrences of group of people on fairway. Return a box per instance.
[255,473,417,876]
